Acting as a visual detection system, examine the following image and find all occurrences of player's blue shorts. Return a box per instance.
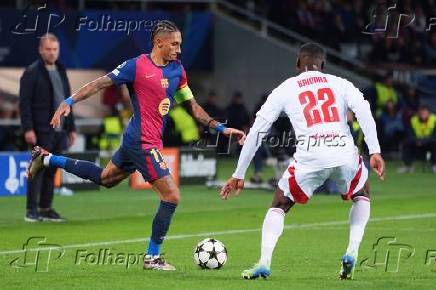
[111,144,170,183]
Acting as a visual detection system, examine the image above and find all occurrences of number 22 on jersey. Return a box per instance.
[298,87,339,127]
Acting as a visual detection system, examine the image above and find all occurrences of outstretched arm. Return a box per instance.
[50,76,113,128]
[183,98,214,127]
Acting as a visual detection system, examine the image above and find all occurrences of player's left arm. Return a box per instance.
[344,80,385,180]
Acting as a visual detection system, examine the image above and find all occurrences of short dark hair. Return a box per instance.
[299,42,325,60]
[151,20,179,42]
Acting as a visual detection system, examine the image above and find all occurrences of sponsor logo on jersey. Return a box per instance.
[158,98,170,116]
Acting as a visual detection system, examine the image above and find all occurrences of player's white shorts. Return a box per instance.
[277,155,368,204]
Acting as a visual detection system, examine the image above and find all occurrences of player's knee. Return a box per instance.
[351,190,370,201]
[100,180,114,188]
[105,182,116,189]
[100,175,116,188]
[163,190,181,204]
[271,188,294,213]
[271,196,294,213]
[352,182,371,200]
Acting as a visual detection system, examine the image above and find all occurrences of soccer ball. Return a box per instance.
[193,238,228,269]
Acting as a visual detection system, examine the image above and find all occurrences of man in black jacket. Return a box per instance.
[19,33,76,222]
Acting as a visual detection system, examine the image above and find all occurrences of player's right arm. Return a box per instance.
[50,76,113,128]
[343,79,385,180]
[51,59,136,128]
[220,84,285,200]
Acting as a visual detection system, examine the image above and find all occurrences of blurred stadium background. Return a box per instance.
[0,1,435,289]
[1,0,435,181]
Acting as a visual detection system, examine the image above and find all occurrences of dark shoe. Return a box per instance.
[143,255,176,271]
[39,208,66,222]
[268,178,278,187]
[28,146,49,180]
[250,175,263,184]
[24,209,42,222]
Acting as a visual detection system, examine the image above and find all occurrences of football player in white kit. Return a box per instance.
[220,43,385,280]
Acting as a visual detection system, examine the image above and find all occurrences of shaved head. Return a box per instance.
[297,43,326,72]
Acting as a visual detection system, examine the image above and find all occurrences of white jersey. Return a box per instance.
[233,70,380,179]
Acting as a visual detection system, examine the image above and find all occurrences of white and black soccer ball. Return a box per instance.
[193,238,228,269]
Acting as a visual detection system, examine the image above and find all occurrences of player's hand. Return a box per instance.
[24,130,37,145]
[50,102,71,129]
[223,128,246,145]
[220,177,244,200]
[370,153,385,181]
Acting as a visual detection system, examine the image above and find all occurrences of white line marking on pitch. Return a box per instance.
[0,212,435,255]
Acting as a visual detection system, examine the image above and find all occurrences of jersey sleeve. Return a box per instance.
[107,58,136,86]
[255,83,286,123]
[232,115,273,179]
[174,65,194,104]
[343,79,381,154]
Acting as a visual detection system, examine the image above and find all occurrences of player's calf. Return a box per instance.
[341,183,371,279]
[145,176,179,259]
[29,146,107,186]
[99,162,130,188]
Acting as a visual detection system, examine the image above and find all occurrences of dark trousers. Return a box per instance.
[253,144,268,174]
[402,139,436,167]
[26,131,67,210]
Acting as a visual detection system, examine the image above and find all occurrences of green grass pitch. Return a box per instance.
[0,160,435,290]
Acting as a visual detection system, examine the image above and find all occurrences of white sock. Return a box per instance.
[345,196,370,259]
[259,208,285,268]
[43,153,52,167]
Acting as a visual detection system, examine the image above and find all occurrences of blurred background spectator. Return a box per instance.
[225,91,250,132]
[398,106,436,173]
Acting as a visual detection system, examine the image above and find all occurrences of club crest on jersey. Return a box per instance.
[161,78,169,88]
[158,98,170,116]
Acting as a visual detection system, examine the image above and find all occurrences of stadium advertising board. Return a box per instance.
[0,152,30,196]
